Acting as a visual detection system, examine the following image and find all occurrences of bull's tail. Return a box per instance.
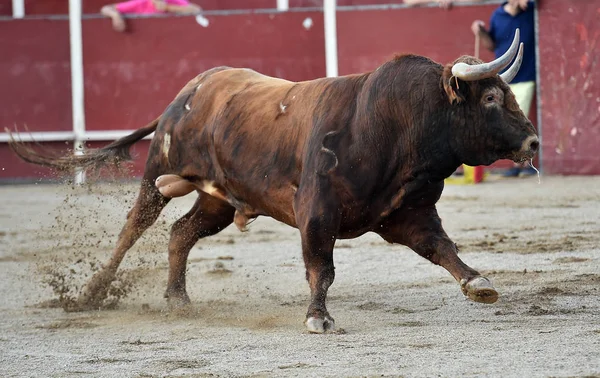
[6,117,160,174]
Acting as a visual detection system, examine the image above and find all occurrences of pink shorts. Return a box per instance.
[116,0,190,14]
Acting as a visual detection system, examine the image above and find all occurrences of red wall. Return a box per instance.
[20,0,279,15]
[337,5,497,75]
[1,1,599,180]
[0,16,72,182]
[0,0,10,15]
[291,0,404,6]
[0,10,325,181]
[0,19,72,133]
[82,11,325,132]
[15,0,407,15]
[537,0,600,175]
[0,142,70,181]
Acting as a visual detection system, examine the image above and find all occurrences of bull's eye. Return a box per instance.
[482,88,504,106]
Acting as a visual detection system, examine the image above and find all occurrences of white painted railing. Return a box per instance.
[0,130,154,143]
[324,0,338,78]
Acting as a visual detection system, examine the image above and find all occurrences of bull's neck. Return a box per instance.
[350,81,461,188]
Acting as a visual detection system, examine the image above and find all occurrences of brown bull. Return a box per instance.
[9,30,538,333]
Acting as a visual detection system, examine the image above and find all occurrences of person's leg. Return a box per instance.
[511,81,535,117]
[505,81,536,177]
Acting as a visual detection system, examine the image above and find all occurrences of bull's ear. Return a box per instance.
[442,64,468,105]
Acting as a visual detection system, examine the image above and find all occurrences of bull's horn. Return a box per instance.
[500,42,524,83]
[451,28,521,81]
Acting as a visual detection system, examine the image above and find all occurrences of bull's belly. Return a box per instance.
[232,185,298,228]
[156,174,298,229]
[221,183,375,238]
[155,173,385,238]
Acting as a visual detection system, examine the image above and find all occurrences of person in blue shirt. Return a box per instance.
[472,0,538,177]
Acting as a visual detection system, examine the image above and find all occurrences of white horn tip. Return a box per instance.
[451,62,472,77]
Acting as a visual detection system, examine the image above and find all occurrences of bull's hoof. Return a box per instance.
[461,276,499,304]
[305,316,335,334]
[70,293,106,312]
[73,290,108,312]
[71,270,117,311]
[164,290,191,309]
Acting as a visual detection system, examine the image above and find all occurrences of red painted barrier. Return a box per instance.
[337,5,497,75]
[0,19,72,133]
[18,1,414,16]
[291,0,405,6]
[24,0,68,15]
[0,0,11,16]
[1,1,599,181]
[195,0,276,10]
[23,0,278,15]
[82,11,325,132]
[538,0,600,174]
[0,142,69,181]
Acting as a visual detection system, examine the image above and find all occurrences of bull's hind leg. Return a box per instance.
[76,177,169,310]
[378,206,498,304]
[294,183,341,334]
[164,193,235,307]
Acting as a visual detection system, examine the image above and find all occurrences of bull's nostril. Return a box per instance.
[529,140,540,153]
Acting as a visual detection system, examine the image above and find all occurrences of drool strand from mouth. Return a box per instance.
[529,159,541,184]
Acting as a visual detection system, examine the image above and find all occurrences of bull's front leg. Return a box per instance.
[294,185,341,334]
[377,206,498,304]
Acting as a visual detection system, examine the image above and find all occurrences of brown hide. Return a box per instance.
[155,67,369,229]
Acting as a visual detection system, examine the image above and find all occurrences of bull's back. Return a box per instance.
[168,68,330,225]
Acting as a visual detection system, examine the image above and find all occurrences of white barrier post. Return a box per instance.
[69,0,86,184]
[324,0,338,77]
[277,0,289,11]
[12,0,24,18]
[534,5,543,172]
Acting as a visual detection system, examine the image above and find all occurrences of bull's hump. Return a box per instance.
[214,68,294,87]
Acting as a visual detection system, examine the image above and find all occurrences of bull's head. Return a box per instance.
[442,29,539,167]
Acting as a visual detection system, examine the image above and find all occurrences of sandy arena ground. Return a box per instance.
[0,174,599,377]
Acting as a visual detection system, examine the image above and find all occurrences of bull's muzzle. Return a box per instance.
[515,135,540,162]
